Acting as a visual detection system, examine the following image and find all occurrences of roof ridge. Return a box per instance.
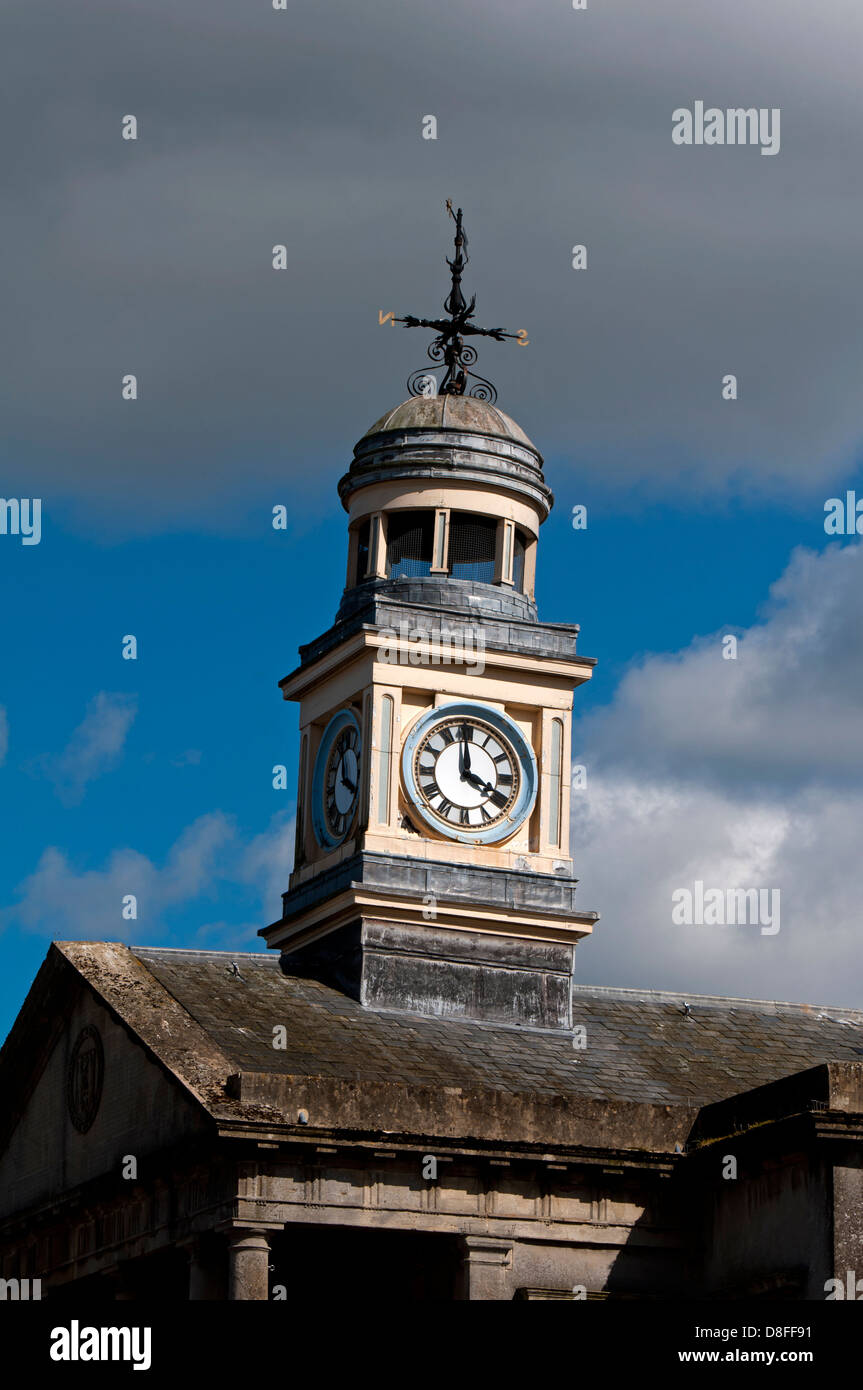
[572,982,863,1017]
[131,945,279,964]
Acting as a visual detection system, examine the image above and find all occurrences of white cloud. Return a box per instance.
[43,692,138,805]
[581,544,863,788]
[3,810,294,945]
[238,812,297,923]
[572,542,863,1008]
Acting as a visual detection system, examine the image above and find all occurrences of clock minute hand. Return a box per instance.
[460,725,472,776]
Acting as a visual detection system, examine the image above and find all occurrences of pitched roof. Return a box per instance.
[125,945,863,1109]
[8,942,860,1160]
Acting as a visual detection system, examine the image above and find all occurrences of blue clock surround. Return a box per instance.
[401,699,538,846]
[312,708,363,850]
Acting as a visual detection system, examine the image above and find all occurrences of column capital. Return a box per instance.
[459,1235,514,1267]
[457,1235,514,1299]
[216,1220,280,1239]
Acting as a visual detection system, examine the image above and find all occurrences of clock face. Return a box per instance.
[324,723,360,839]
[312,709,362,849]
[402,701,538,845]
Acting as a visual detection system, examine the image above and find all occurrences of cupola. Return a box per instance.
[337,392,552,626]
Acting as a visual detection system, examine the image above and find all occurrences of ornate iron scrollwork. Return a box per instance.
[395,202,520,406]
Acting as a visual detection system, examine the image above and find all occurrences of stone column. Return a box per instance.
[457,1236,514,1300]
[830,1163,863,1300]
[227,1228,271,1301]
[179,1237,224,1301]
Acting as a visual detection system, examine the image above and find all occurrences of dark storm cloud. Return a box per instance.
[3,0,863,529]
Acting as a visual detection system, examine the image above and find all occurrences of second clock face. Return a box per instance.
[402,701,538,845]
[311,709,362,850]
[324,722,360,840]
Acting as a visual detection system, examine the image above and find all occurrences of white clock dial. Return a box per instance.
[413,716,519,831]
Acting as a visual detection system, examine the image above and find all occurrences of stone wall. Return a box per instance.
[0,983,207,1220]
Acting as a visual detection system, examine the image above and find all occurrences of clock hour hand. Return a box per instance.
[463,770,493,795]
[339,764,358,794]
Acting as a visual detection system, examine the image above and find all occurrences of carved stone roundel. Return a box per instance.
[66,1024,104,1133]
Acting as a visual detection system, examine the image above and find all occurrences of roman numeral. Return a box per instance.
[489,789,508,809]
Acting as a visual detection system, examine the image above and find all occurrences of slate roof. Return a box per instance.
[128,946,863,1110]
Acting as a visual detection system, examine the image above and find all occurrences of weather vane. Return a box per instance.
[394,201,524,405]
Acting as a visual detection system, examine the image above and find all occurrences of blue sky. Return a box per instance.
[0,453,848,1042]
[4,0,863,1037]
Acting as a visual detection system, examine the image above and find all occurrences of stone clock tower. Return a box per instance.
[261,209,597,1029]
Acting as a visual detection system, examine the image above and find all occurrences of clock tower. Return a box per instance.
[261,208,597,1029]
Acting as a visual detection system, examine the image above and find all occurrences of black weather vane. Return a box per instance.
[395,201,523,405]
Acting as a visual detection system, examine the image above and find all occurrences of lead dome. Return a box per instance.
[360,394,539,455]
